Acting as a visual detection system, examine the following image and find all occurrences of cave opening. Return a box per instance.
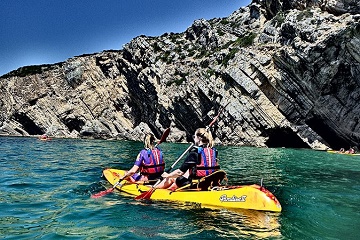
[265,127,310,148]
[305,117,348,150]
[12,113,43,135]
[63,118,85,133]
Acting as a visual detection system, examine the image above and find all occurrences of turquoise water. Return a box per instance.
[1,136,359,239]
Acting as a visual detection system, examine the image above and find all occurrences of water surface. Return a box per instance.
[1,136,359,239]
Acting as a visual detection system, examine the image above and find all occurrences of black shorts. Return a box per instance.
[146,172,163,181]
[175,176,191,187]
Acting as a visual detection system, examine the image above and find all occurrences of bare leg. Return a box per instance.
[155,177,175,189]
[166,182,178,191]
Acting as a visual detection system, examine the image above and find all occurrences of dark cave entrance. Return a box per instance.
[12,112,43,135]
[305,116,350,150]
[264,127,310,148]
[63,118,85,133]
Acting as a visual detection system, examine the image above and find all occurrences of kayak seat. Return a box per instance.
[194,170,227,191]
[173,170,227,192]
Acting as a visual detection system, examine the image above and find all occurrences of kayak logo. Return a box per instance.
[219,194,247,202]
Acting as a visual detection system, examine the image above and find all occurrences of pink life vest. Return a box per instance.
[140,148,165,176]
[195,147,219,177]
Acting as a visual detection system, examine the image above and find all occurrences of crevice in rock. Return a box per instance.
[157,105,172,129]
[79,98,95,119]
[28,99,38,106]
[171,98,202,137]
[28,93,47,106]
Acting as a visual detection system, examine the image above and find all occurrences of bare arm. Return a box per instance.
[123,165,139,179]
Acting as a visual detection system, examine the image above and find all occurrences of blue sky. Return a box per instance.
[0,0,251,76]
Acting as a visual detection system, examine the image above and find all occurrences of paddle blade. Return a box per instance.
[134,188,155,200]
[156,127,170,146]
[91,187,114,198]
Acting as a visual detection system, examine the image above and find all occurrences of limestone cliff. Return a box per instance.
[1,0,359,150]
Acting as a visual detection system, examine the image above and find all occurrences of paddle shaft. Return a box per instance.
[112,177,125,189]
[167,143,194,171]
[207,102,228,129]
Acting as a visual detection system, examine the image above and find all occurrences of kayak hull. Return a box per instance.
[102,169,282,212]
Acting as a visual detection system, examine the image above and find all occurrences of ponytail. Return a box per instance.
[144,133,156,149]
[195,128,214,148]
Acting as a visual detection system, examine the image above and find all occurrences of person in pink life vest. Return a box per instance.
[122,133,165,183]
[345,146,356,154]
[155,128,220,190]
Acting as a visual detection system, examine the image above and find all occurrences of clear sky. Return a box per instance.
[0,0,251,76]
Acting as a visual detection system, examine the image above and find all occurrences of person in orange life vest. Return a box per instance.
[122,133,165,183]
[155,128,220,190]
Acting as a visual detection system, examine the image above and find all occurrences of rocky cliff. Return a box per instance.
[1,0,359,150]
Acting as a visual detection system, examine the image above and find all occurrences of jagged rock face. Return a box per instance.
[256,0,360,18]
[0,0,359,150]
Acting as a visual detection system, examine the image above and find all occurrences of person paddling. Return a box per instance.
[155,128,220,190]
[122,133,165,182]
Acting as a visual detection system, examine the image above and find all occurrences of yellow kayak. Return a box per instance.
[102,168,282,212]
[327,150,360,156]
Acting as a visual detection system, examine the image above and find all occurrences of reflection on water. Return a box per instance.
[195,208,282,239]
[139,200,283,239]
